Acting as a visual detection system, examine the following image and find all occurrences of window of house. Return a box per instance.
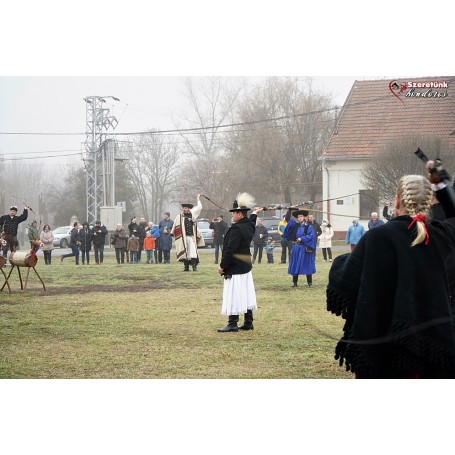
[359,189,378,219]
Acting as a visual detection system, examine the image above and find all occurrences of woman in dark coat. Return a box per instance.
[327,168,455,379]
[78,221,92,265]
[111,223,128,265]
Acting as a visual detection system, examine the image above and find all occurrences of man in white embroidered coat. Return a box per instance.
[171,194,205,271]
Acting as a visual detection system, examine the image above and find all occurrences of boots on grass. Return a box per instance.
[307,275,313,288]
[218,314,239,332]
[291,275,298,287]
[191,258,198,271]
[183,259,190,272]
[239,309,254,330]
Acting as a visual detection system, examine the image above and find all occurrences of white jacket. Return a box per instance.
[318,223,334,248]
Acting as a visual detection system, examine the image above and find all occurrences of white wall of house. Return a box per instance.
[321,158,369,235]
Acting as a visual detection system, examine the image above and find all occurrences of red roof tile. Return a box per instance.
[322,77,455,160]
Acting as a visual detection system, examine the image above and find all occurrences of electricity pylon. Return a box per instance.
[83,96,119,224]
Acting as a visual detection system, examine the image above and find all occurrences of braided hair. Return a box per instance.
[396,175,432,246]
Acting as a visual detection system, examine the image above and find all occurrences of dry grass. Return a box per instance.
[0,249,353,379]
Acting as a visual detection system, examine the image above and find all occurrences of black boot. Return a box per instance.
[183,260,190,271]
[291,275,298,287]
[191,258,198,271]
[307,275,313,288]
[218,315,239,332]
[239,309,254,330]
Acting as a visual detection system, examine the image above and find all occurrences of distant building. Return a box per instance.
[320,76,455,237]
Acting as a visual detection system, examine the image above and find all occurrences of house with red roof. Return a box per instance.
[320,76,455,237]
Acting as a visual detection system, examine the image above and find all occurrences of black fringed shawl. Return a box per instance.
[327,190,455,378]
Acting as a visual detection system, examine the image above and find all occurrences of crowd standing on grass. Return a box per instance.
[327,162,455,379]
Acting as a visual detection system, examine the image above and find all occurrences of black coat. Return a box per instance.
[220,213,257,275]
[78,227,92,251]
[92,225,108,246]
[0,209,28,236]
[209,220,228,244]
[327,186,455,378]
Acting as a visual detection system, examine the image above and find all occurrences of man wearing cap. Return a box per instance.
[171,195,205,271]
[158,212,174,264]
[28,220,40,253]
[92,220,108,264]
[218,193,263,332]
[0,205,29,255]
[283,208,316,288]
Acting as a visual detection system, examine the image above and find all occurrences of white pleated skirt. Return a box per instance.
[221,271,257,315]
[184,237,198,259]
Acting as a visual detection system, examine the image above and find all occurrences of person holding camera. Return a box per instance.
[327,162,455,378]
[92,220,108,264]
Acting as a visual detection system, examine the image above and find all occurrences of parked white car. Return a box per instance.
[198,220,214,248]
[52,226,73,248]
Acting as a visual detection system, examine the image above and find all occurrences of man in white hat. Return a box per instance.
[218,193,264,332]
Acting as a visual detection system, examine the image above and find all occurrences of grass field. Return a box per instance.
[0,248,353,379]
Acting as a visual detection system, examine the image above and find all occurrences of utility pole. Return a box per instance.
[83,96,119,224]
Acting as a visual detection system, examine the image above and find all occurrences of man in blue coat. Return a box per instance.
[283,209,316,288]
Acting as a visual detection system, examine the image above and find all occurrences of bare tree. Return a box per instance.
[361,134,455,203]
[230,77,334,206]
[126,132,180,222]
[0,156,56,226]
[170,77,245,214]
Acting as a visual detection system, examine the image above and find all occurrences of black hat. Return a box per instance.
[229,199,250,212]
[292,210,309,218]
[82,221,89,226]
[10,206,18,211]
[95,220,101,225]
[229,192,255,213]
[181,203,194,209]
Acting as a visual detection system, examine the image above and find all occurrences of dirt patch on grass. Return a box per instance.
[43,281,199,296]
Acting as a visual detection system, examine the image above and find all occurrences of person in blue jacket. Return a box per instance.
[147,222,161,264]
[346,218,365,252]
[283,209,316,288]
